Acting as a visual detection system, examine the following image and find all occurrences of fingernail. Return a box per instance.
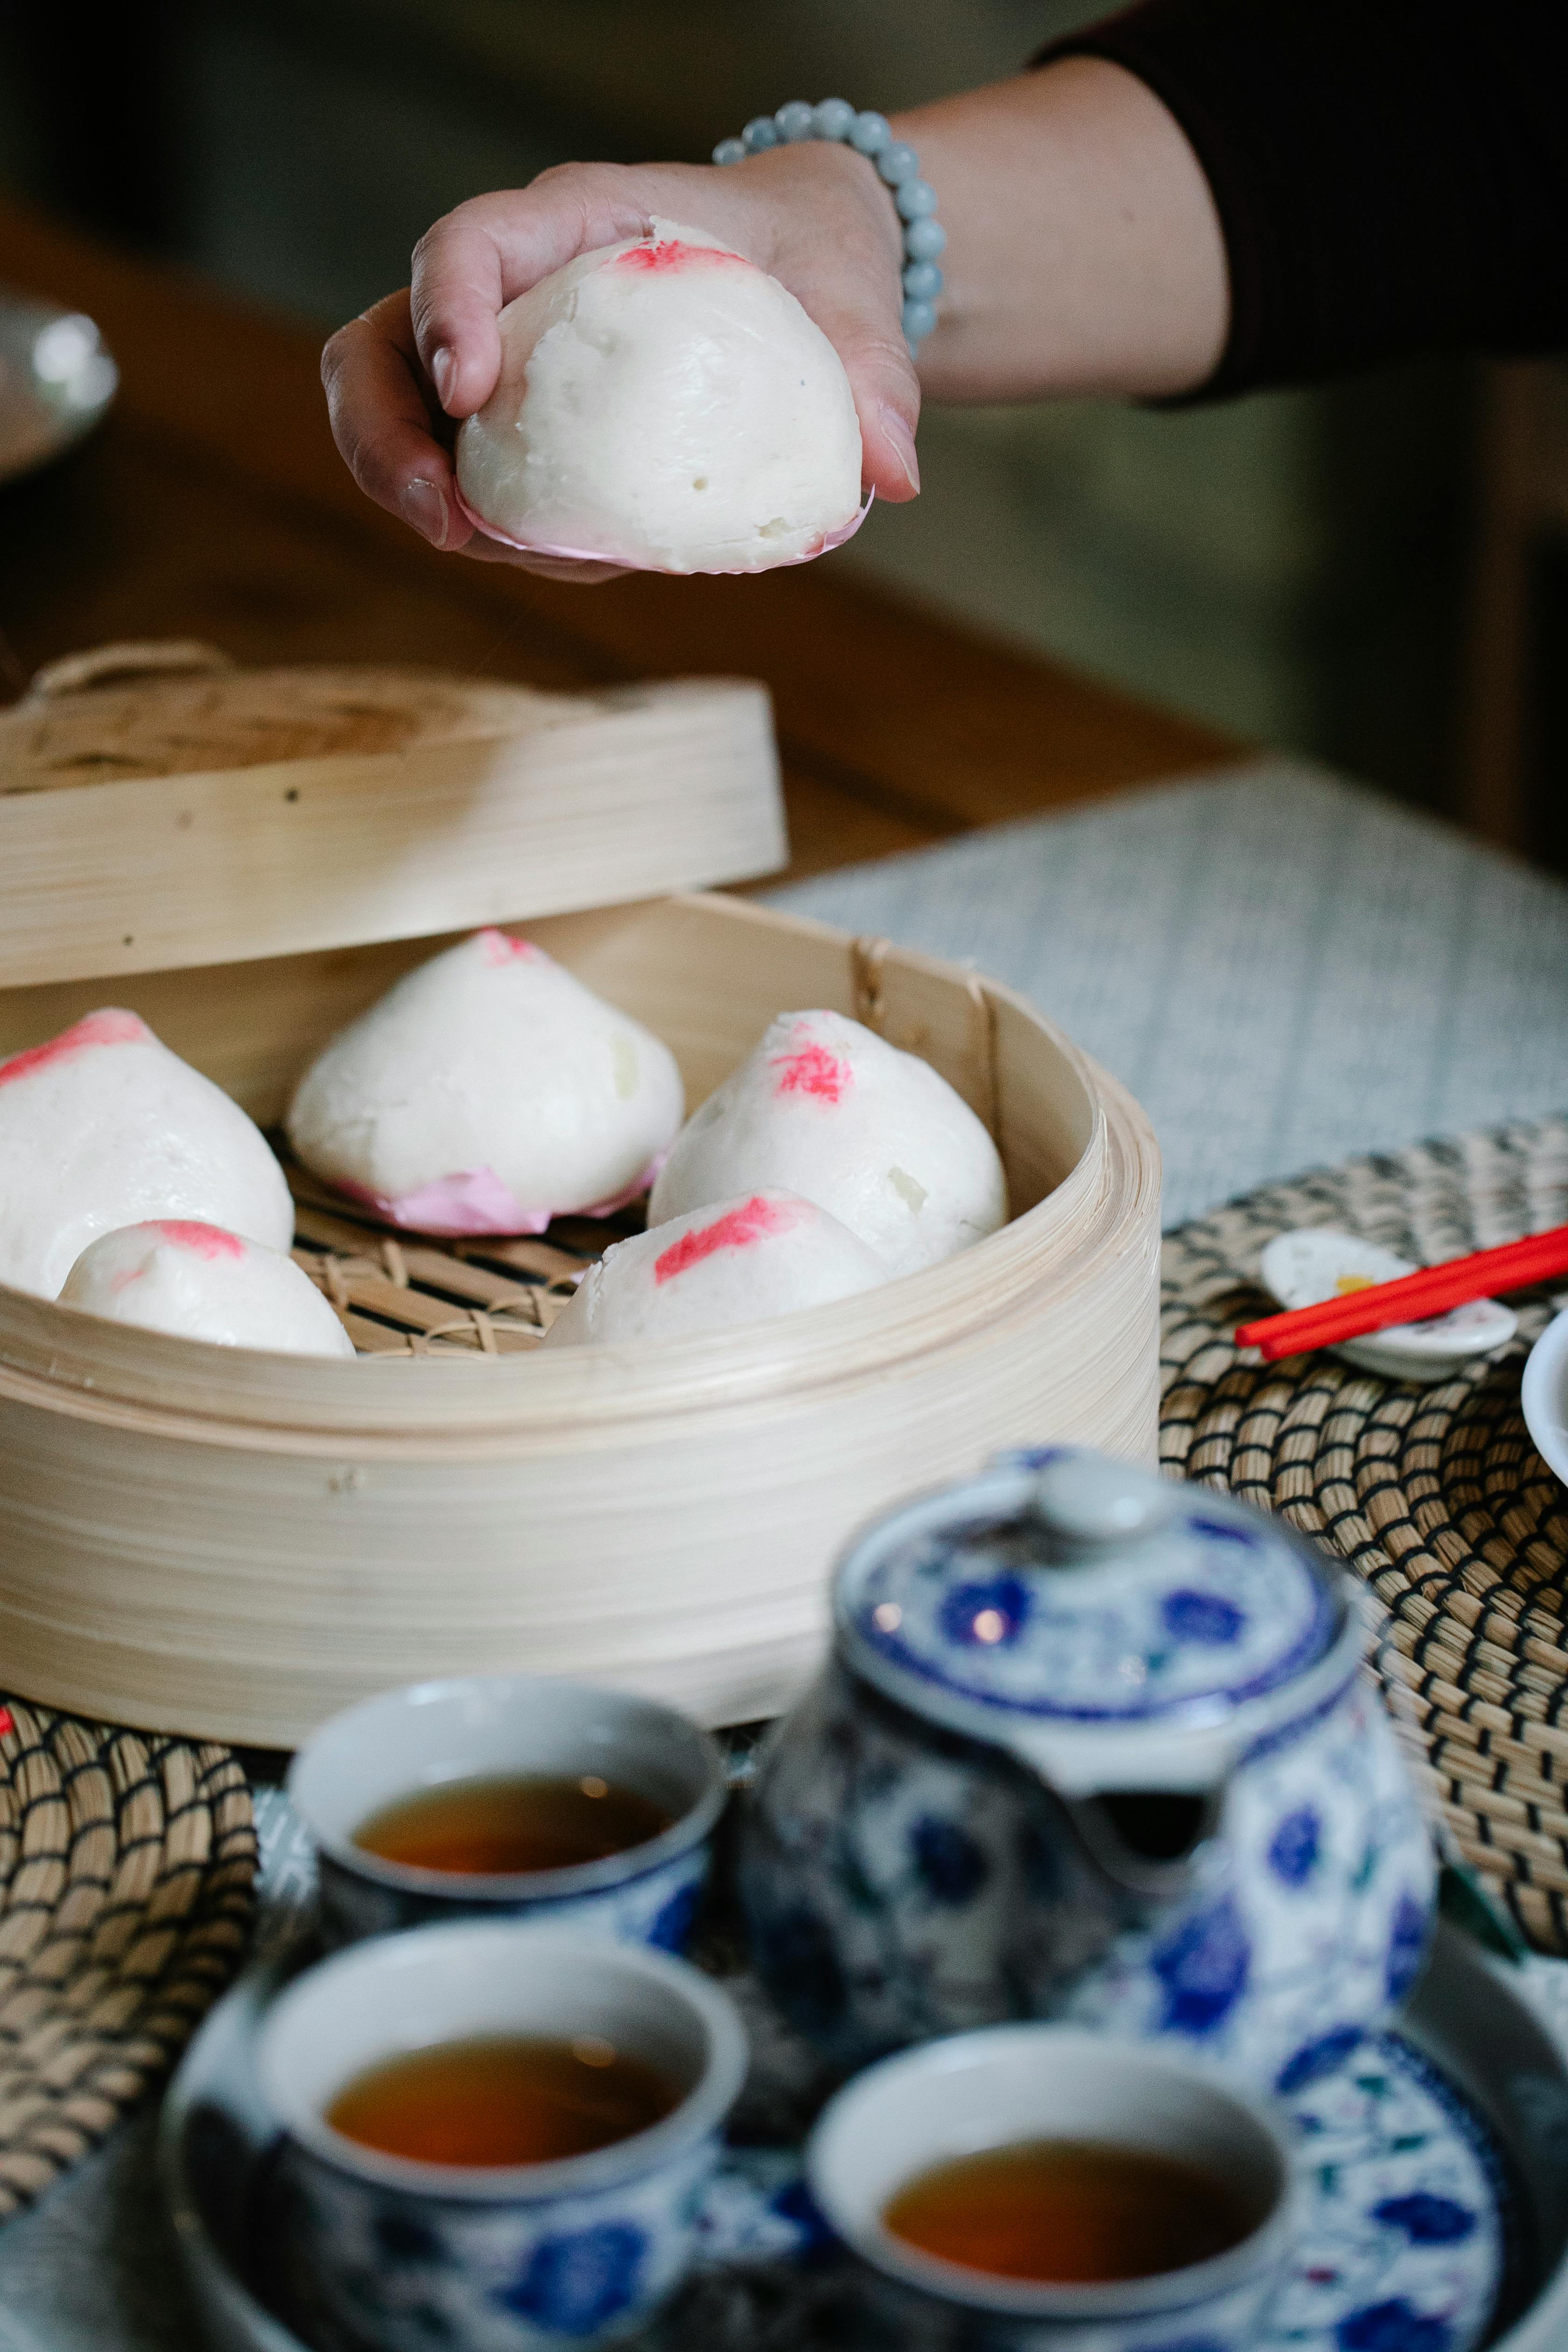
[880,406,920,493]
[401,477,449,547]
[431,345,456,408]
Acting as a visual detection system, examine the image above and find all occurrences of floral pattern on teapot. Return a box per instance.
[854,1501,1337,1723]
[740,1451,1436,2093]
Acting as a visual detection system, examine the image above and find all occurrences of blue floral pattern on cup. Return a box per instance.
[681,2030,1509,2352]
[317,1839,710,1958]
[277,2131,717,2350]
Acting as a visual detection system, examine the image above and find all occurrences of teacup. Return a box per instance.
[287,1674,727,1953]
[256,1920,749,2352]
[806,2022,1298,2350]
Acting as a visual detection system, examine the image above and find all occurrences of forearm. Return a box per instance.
[892,60,1229,404]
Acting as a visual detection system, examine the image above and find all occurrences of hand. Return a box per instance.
[322,141,919,582]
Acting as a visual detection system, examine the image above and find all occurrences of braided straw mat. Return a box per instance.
[0,1702,253,2214]
[1161,1112,1568,1956]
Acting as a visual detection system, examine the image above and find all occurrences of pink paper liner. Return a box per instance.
[329,1149,670,1241]
[452,481,873,575]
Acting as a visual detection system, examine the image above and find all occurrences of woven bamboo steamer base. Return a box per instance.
[0,893,1161,1750]
[1160,1112,1568,1956]
[0,1697,253,2216]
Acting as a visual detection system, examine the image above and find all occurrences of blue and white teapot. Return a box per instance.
[741,1449,1435,2095]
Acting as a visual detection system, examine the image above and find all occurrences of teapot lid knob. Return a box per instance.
[1029,1454,1176,1549]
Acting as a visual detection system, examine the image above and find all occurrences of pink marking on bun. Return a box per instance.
[329,1147,669,1240]
[477,928,543,967]
[0,1008,149,1091]
[770,1037,851,1105]
[615,238,745,273]
[654,1194,803,1284]
[150,1220,248,1260]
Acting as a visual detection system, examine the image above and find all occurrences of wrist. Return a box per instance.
[714,101,946,354]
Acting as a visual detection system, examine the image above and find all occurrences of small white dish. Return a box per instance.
[1260,1229,1516,1386]
[1522,1307,1568,1487]
[0,290,118,485]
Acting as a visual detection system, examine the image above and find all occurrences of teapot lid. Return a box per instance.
[837,1448,1344,1743]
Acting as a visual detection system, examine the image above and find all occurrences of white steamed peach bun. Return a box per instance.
[545,1188,887,1347]
[60,1221,354,1358]
[286,930,684,1237]
[650,1010,1008,1278]
[455,218,863,574]
[0,1010,294,1299]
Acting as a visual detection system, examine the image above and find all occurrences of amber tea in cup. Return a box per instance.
[882,2136,1265,2285]
[325,2031,681,2168]
[352,1772,673,1877]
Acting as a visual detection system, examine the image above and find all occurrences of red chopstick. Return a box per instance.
[1235,1222,1568,1363]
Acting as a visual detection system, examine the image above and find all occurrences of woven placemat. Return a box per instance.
[0,1700,254,2216]
[1161,1112,1568,1957]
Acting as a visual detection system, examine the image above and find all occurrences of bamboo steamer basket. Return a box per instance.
[0,645,1161,1748]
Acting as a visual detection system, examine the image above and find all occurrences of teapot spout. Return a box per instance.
[1001,1715,1242,1904]
[1062,1785,1224,1902]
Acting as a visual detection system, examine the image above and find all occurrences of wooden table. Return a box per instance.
[0,199,1238,885]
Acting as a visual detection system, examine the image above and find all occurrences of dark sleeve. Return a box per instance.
[1038,0,1568,397]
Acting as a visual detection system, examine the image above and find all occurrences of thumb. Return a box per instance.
[801,296,922,503]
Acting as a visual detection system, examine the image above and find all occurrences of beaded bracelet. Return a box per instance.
[713,99,945,354]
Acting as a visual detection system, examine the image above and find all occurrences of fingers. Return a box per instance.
[321,293,477,550]
[409,173,653,419]
[322,286,625,579]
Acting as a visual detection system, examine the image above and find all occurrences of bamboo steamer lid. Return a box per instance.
[0,640,785,986]
[0,646,1162,1747]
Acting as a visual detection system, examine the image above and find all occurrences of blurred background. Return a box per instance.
[1,0,1562,864]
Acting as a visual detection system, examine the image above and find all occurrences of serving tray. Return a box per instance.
[161,1871,1568,2352]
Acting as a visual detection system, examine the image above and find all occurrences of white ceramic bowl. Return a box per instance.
[1522,1307,1568,1488]
[807,2022,1299,2350]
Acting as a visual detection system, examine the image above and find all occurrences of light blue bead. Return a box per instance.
[712,137,746,167]
[812,98,855,140]
[775,100,816,143]
[903,217,947,262]
[742,115,779,153]
[876,142,920,186]
[895,177,938,221]
[902,297,937,344]
[850,110,891,154]
[903,260,943,300]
